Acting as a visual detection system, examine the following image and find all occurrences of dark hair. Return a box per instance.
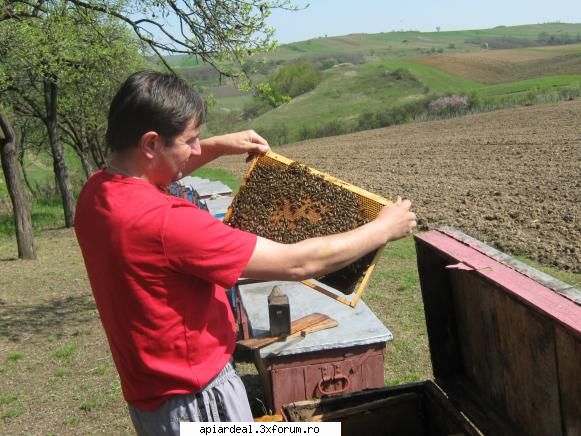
[106,70,205,152]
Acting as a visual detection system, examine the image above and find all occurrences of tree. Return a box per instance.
[2,3,146,227]
[1,0,299,80]
[0,0,298,258]
[0,111,35,258]
[0,20,37,258]
[2,6,86,228]
[56,14,146,176]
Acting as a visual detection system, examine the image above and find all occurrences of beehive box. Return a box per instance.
[283,228,581,435]
[237,280,392,415]
[224,151,391,306]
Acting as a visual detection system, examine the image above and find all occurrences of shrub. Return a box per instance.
[268,60,322,101]
[428,95,470,113]
[257,124,289,146]
[467,91,484,110]
[242,98,272,120]
[315,120,348,138]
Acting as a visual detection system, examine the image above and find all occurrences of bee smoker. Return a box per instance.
[268,286,291,337]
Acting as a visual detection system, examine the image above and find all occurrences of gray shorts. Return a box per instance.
[128,362,253,435]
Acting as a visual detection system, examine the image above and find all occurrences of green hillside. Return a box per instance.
[180,22,581,143]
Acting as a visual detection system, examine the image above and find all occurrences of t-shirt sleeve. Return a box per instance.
[162,204,257,289]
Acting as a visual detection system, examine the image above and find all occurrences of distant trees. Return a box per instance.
[466,32,581,50]
[269,60,322,100]
[243,60,322,118]
[537,32,581,45]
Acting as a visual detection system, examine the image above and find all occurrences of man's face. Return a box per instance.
[151,117,201,186]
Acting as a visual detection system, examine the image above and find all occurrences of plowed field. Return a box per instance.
[411,44,581,83]
[214,100,581,272]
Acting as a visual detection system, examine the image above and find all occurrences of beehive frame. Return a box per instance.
[224,151,391,307]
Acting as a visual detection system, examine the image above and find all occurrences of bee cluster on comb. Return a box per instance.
[227,161,375,294]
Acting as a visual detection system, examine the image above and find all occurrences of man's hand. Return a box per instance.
[374,197,417,243]
[185,130,270,173]
[206,130,270,159]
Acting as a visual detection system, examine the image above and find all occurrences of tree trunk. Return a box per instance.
[90,137,106,169]
[18,144,35,195]
[0,113,36,259]
[73,145,94,179]
[44,78,75,227]
[79,150,93,179]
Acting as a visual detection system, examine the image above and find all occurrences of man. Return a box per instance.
[75,70,416,434]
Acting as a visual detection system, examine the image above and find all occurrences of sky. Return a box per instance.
[267,0,581,43]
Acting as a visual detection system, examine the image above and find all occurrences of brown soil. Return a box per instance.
[411,44,581,83]
[213,100,581,273]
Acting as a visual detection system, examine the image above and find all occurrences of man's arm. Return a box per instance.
[183,130,269,174]
[243,197,417,281]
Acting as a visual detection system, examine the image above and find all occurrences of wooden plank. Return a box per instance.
[416,230,581,338]
[438,227,581,304]
[299,280,353,306]
[345,348,385,390]
[264,343,385,370]
[309,392,424,436]
[448,269,506,408]
[423,382,482,436]
[435,377,521,436]
[555,326,581,435]
[271,366,307,415]
[237,313,337,350]
[308,393,418,421]
[495,290,562,436]
[414,240,463,379]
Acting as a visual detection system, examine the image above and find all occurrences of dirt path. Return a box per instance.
[213,100,581,272]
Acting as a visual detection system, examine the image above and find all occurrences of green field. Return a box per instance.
[178,23,581,142]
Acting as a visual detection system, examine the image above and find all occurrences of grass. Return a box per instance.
[6,353,24,362]
[0,394,18,405]
[1,196,578,432]
[191,167,242,192]
[365,237,432,384]
[480,75,581,97]
[52,344,78,360]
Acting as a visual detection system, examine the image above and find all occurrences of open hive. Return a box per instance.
[224,151,391,305]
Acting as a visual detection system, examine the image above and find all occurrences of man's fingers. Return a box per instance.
[245,152,258,163]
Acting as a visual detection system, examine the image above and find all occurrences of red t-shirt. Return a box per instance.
[74,170,256,410]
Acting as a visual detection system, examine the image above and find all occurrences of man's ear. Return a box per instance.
[139,131,161,159]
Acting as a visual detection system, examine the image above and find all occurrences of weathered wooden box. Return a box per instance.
[237,280,393,415]
[283,228,581,435]
[283,381,481,435]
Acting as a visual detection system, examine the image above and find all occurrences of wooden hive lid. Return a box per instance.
[414,227,580,436]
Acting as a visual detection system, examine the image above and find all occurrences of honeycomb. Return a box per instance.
[225,152,390,295]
